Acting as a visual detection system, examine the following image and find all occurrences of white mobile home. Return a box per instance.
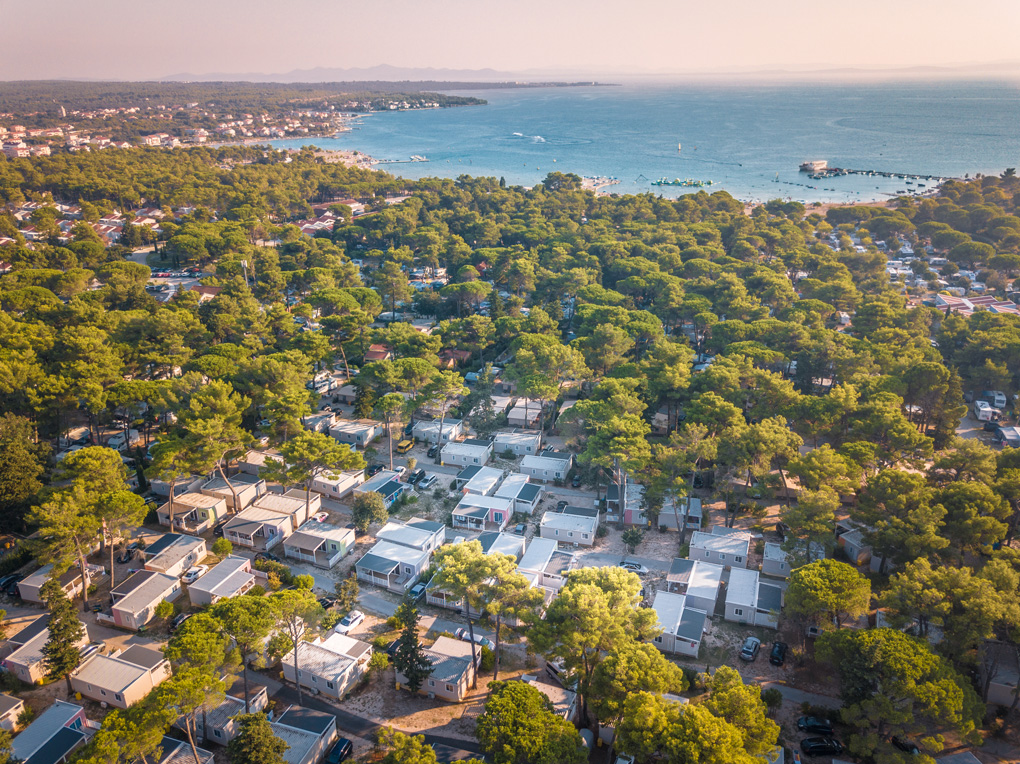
[412,418,465,444]
[201,473,267,511]
[493,429,543,457]
[329,418,384,447]
[494,473,543,514]
[650,591,708,658]
[520,451,573,483]
[725,568,784,629]
[688,531,750,568]
[539,507,598,546]
[665,558,724,613]
[187,556,256,606]
[441,440,493,468]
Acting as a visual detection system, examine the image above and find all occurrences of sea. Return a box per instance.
[270,81,1020,204]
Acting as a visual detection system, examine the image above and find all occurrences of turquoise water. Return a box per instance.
[271,81,1020,203]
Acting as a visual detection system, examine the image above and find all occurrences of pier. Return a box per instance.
[801,165,948,183]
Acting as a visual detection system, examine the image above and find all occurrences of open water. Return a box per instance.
[271,81,1020,203]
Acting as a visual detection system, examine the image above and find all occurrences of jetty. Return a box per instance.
[799,163,947,183]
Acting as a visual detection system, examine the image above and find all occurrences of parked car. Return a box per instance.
[769,641,788,666]
[334,610,365,634]
[418,474,438,490]
[892,737,920,755]
[408,469,426,485]
[182,565,208,584]
[427,445,439,459]
[739,636,761,662]
[800,738,843,757]
[513,523,527,535]
[366,463,385,477]
[983,420,1001,432]
[324,737,353,764]
[0,574,19,592]
[618,561,648,574]
[454,627,495,651]
[408,582,427,601]
[213,519,230,538]
[571,474,582,488]
[170,613,192,632]
[403,421,415,437]
[317,597,337,610]
[797,717,834,735]
[116,548,137,564]
[393,466,406,478]
[254,552,281,564]
[556,500,568,512]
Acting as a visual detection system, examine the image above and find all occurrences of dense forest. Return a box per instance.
[2,144,1020,762]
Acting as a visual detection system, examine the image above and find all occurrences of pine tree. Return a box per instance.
[227,714,288,764]
[41,576,85,693]
[392,601,432,693]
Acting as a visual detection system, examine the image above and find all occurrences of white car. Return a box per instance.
[393,466,406,477]
[181,565,208,584]
[334,610,365,634]
[618,561,649,574]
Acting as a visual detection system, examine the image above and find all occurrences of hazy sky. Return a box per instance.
[4,0,1020,80]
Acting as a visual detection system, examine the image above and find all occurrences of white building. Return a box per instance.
[725,568,784,629]
[412,418,465,444]
[539,507,598,546]
[519,451,574,483]
[762,542,792,579]
[518,537,576,592]
[493,429,543,457]
[650,591,708,658]
[281,632,372,700]
[201,473,267,511]
[441,440,493,468]
[143,534,207,578]
[688,531,750,568]
[309,469,364,500]
[494,473,543,514]
[187,556,256,606]
[665,558,724,613]
[461,466,505,496]
[376,517,445,554]
[329,418,383,447]
[283,521,356,569]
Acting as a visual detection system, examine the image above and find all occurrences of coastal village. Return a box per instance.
[1,95,1020,764]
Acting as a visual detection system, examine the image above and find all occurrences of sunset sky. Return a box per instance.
[4,0,1020,81]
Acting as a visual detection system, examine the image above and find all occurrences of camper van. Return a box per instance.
[59,427,91,449]
[106,429,141,451]
[973,401,1000,422]
[981,390,1008,410]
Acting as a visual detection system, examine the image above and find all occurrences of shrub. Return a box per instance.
[595,524,609,538]
[211,538,232,557]
[321,611,342,630]
[266,572,282,591]
[681,666,699,690]
[386,615,402,630]
[253,558,294,586]
[761,687,783,715]
[369,651,390,672]
[0,545,32,577]
[293,574,315,590]
[479,645,495,673]
[16,705,35,728]
[154,599,175,621]
[247,585,266,598]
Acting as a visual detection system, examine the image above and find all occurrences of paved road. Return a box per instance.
[273,683,484,763]
[760,680,841,709]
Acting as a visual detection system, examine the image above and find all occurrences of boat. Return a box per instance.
[678,143,682,153]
